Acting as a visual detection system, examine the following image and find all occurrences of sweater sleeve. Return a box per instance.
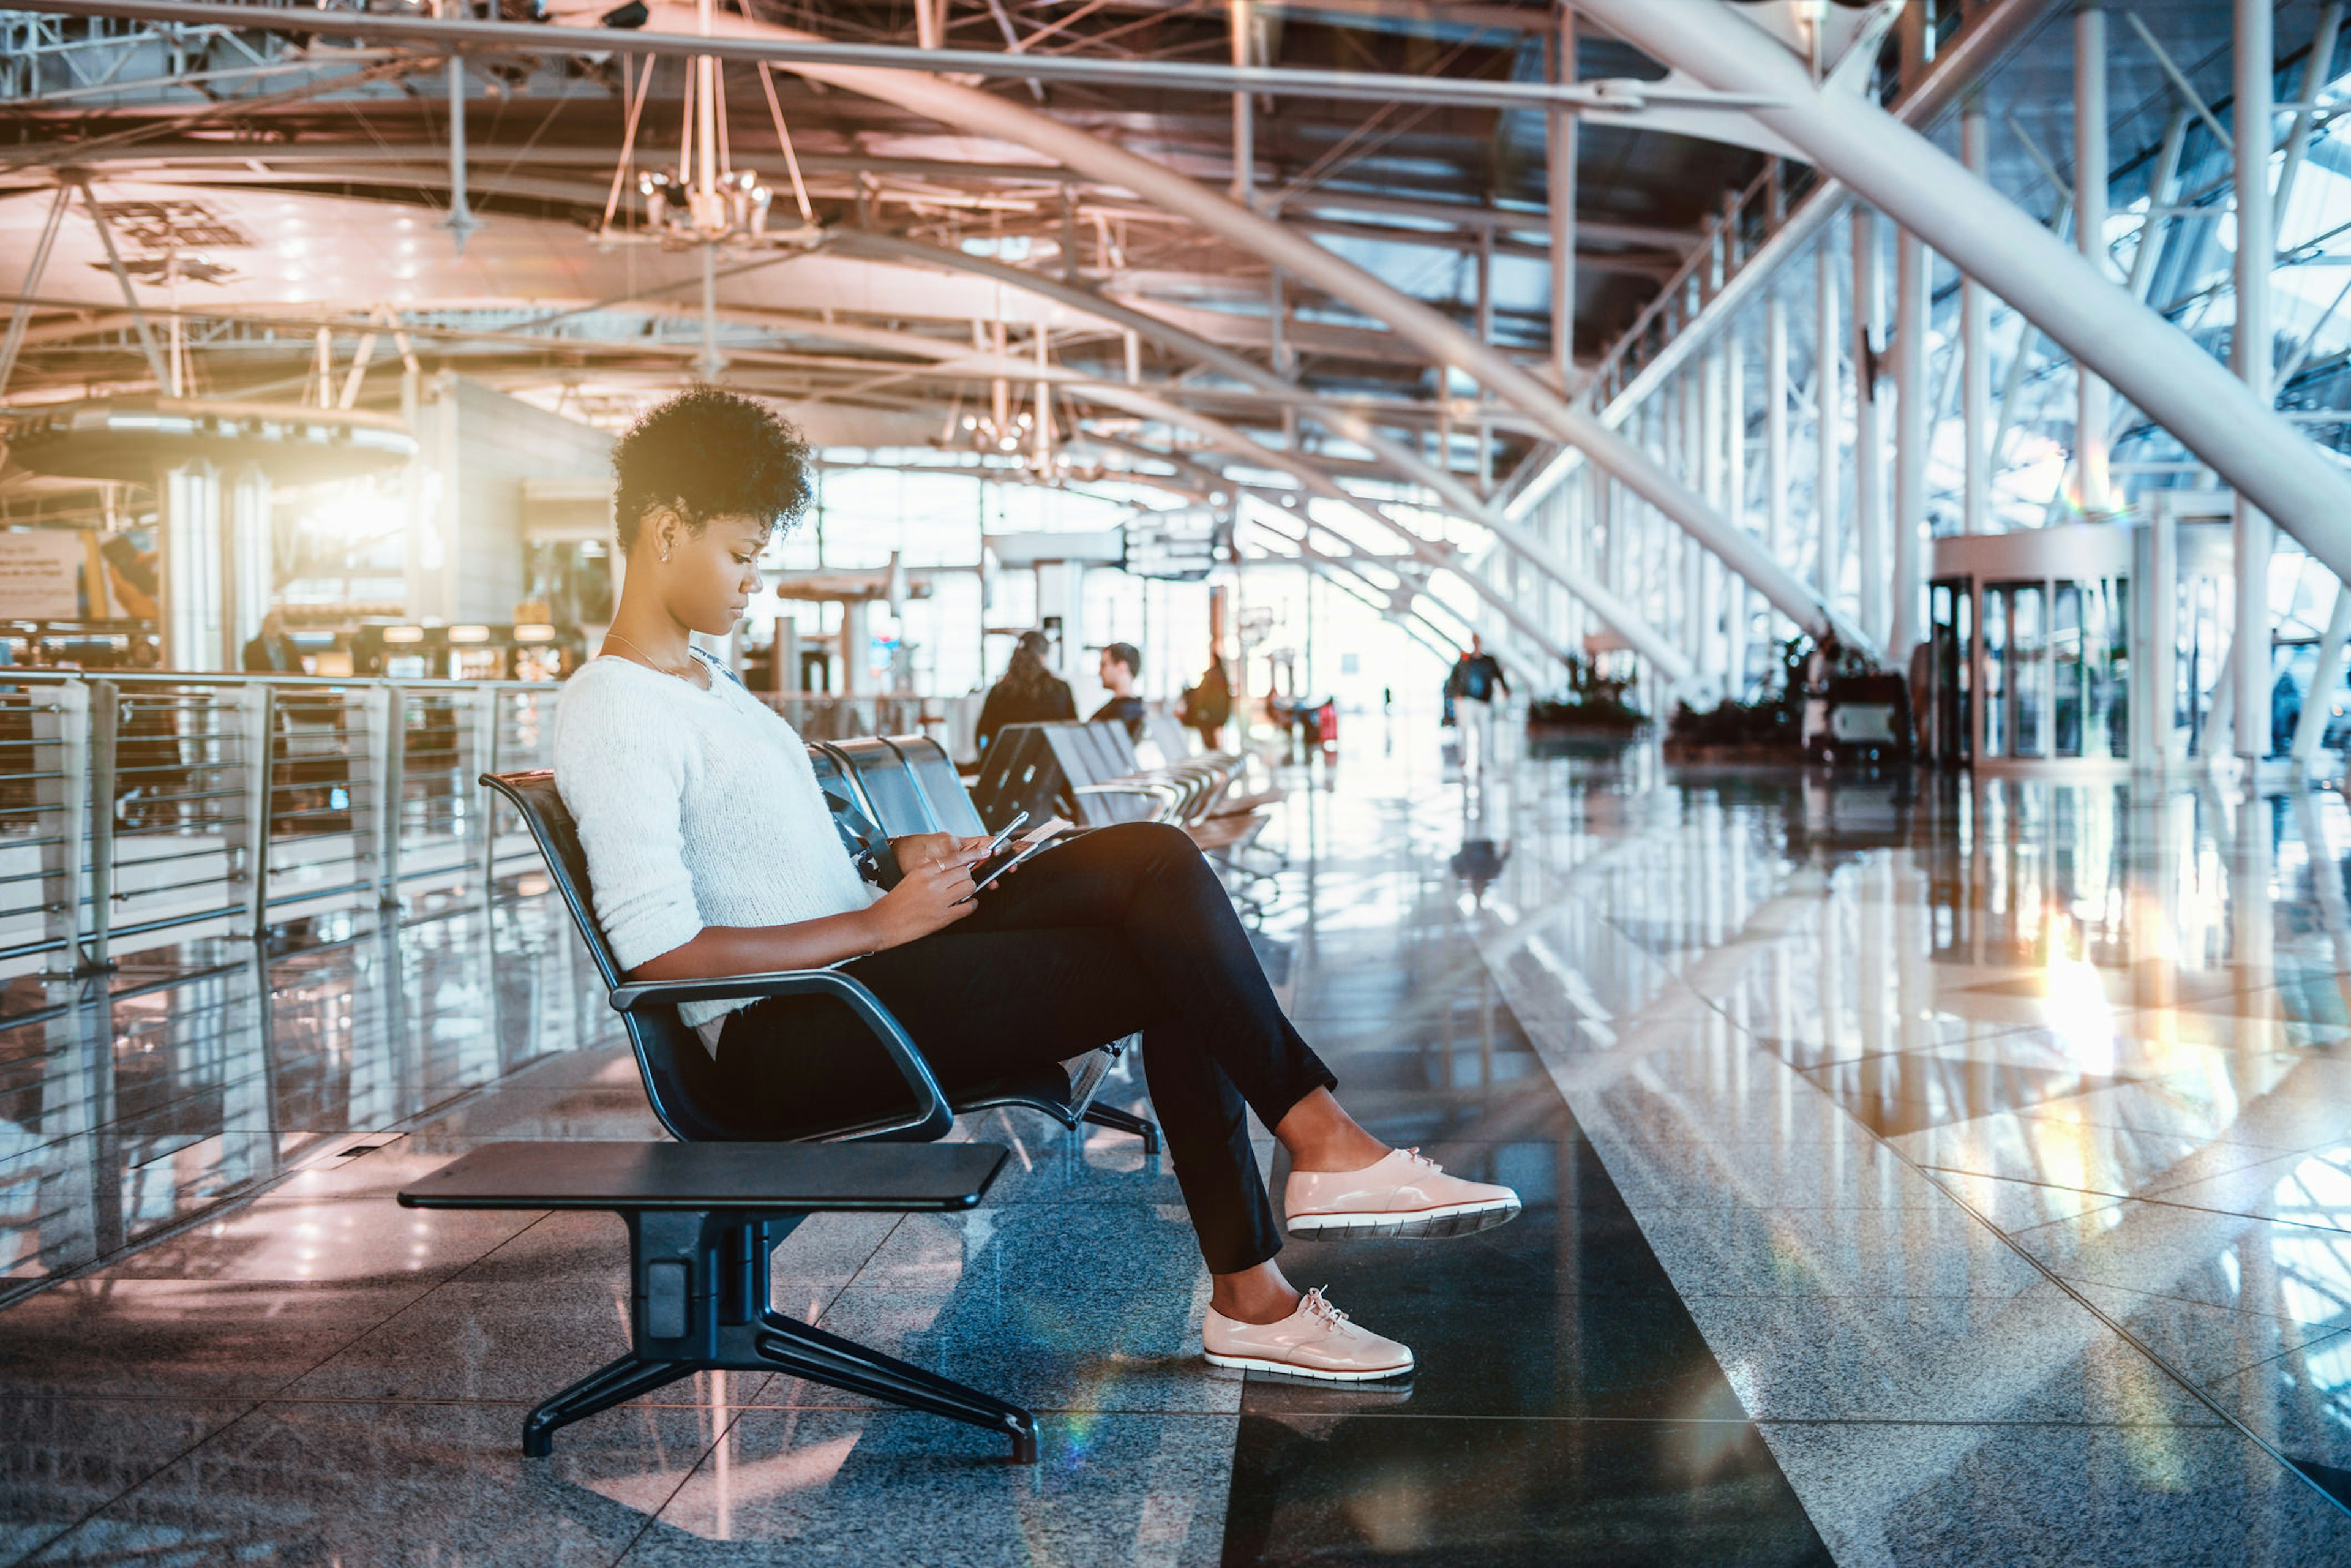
[553,673,707,971]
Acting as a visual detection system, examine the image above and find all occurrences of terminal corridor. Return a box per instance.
[5,736,2349,1564]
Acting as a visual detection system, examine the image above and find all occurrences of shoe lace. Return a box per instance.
[1300,1286,1351,1327]
[1396,1146,1443,1175]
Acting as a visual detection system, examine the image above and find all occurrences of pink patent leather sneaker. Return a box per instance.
[1202,1287,1414,1381]
[1284,1147,1523,1239]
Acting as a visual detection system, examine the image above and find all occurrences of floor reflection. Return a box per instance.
[13,738,2351,1562]
[1478,760,2351,1559]
[0,898,618,1296]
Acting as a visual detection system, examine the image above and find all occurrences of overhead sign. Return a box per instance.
[0,530,91,619]
[1122,506,1226,582]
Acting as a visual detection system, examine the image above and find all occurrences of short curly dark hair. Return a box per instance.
[610,388,813,550]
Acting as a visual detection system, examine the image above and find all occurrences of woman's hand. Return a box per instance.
[891,832,973,874]
[864,846,985,948]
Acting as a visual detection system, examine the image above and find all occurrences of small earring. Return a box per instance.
[660,550,670,562]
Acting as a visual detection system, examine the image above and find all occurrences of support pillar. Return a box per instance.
[842,599,872,695]
[1891,228,1929,661]
[224,463,273,666]
[1815,236,1842,622]
[1766,291,1790,651]
[1229,0,1253,205]
[1725,320,1749,693]
[1036,561,1086,683]
[1852,206,1886,650]
[2236,0,2275,762]
[1961,100,1992,537]
[157,463,223,672]
[2075,2,2113,516]
[1549,4,1578,390]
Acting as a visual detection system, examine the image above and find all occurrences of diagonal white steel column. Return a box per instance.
[0,0,1804,666]
[612,2,1856,653]
[1576,0,2351,593]
[773,310,1588,672]
[828,231,1692,680]
[2235,0,2275,762]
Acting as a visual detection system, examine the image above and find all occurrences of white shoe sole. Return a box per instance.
[1204,1350,1415,1382]
[1284,1196,1521,1240]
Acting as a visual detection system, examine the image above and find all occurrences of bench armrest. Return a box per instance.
[607,969,952,1142]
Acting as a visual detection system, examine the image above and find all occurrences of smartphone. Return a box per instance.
[973,811,1029,863]
[956,823,1072,903]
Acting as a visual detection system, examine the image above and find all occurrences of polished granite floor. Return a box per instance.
[5,724,2351,1564]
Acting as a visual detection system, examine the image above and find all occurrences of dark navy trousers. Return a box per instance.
[713,821,1335,1272]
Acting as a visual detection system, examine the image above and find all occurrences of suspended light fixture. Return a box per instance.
[596,0,820,379]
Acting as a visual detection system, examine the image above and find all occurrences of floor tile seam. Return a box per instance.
[1906,1164,2145,1208]
[2011,1272,2351,1332]
[1744,1416,2248,1429]
[1858,1116,2351,1523]
[801,1211,913,1326]
[1,1392,270,1567]
[611,1374,781,1568]
[1993,1186,2351,1245]
[2216,1322,2351,1385]
[1998,1104,2327,1155]
[1788,1070,2169,1105]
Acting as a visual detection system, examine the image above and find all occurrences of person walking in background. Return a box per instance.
[1445,635,1509,784]
[241,610,302,674]
[1091,642,1148,741]
[1177,655,1233,753]
[976,629,1076,756]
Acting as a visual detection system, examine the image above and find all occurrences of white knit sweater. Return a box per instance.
[553,650,879,1040]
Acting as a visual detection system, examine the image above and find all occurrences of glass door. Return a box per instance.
[1985,581,2049,758]
[1929,577,1972,765]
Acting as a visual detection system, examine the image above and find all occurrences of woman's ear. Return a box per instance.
[647,505,681,564]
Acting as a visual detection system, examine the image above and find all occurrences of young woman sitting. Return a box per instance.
[553,389,1520,1382]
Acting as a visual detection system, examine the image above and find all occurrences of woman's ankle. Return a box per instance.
[1273,1089,1390,1174]
[1210,1266,1302,1326]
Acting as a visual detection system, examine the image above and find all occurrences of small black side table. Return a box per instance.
[399,1140,1034,1462]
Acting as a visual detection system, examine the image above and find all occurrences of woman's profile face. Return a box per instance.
[644,510,770,634]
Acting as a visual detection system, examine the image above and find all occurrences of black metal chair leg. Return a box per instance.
[753,1313,1039,1463]
[523,1353,699,1458]
[1082,1101,1160,1154]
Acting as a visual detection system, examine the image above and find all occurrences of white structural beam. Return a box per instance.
[2075,1,2112,516]
[605,2,1853,652]
[2235,0,2275,763]
[1,0,1775,115]
[1960,100,1991,537]
[830,231,1693,680]
[0,0,1842,658]
[769,310,1589,672]
[1577,0,2351,599]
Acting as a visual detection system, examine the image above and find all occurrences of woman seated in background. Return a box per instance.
[974,628,1075,757]
[554,389,1519,1383]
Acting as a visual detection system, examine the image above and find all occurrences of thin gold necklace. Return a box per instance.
[602,631,705,686]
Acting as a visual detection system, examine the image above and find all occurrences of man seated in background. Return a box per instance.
[1091,641,1147,740]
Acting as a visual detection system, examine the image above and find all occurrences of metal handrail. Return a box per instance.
[0,671,569,975]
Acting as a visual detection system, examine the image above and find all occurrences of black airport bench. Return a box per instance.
[399,1139,1037,1461]
[444,738,1171,1465]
